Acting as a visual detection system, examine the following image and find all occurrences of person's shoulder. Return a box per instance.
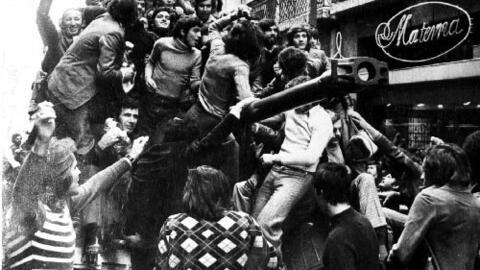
[309,48,327,57]
[191,47,201,56]
[166,212,188,223]
[158,36,173,44]
[224,211,257,225]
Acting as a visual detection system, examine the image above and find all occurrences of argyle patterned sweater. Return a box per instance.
[156,211,278,269]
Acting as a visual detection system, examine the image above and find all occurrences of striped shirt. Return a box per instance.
[5,204,75,270]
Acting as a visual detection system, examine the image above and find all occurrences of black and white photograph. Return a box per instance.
[1,0,480,269]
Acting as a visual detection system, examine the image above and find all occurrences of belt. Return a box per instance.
[273,165,315,176]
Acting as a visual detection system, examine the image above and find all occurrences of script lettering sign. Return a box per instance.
[375,2,471,63]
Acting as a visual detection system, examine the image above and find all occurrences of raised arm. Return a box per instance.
[11,102,56,227]
[208,5,251,57]
[348,110,422,181]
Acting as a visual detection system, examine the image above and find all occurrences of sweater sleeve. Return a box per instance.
[37,0,63,73]
[189,51,202,90]
[70,158,131,213]
[207,15,233,57]
[12,152,48,218]
[234,65,253,100]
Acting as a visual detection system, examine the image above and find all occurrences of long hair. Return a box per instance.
[182,166,232,221]
[423,143,471,187]
[287,25,312,51]
[224,18,263,64]
[107,0,138,25]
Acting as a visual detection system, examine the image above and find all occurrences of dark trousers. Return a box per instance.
[46,92,95,149]
[139,93,181,142]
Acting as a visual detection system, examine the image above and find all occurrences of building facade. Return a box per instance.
[249,0,480,150]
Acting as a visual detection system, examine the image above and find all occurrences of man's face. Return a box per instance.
[183,26,202,48]
[13,135,22,146]
[62,9,83,37]
[328,120,342,147]
[293,31,308,50]
[264,26,278,47]
[196,0,213,21]
[137,0,146,16]
[154,11,171,29]
[367,165,378,178]
[333,120,342,141]
[118,108,139,134]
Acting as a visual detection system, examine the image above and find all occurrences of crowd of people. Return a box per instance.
[2,0,480,269]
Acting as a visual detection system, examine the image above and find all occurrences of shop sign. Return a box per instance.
[408,118,431,148]
[375,2,471,63]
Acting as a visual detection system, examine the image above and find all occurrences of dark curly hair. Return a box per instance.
[107,0,138,25]
[225,18,263,63]
[148,6,178,35]
[194,0,222,12]
[182,166,232,221]
[172,15,202,39]
[278,47,307,79]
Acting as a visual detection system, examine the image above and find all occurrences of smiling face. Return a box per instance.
[118,108,139,134]
[154,11,171,29]
[61,9,83,37]
[183,26,202,48]
[292,31,308,50]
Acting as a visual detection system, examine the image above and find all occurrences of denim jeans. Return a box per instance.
[352,173,387,229]
[252,165,314,253]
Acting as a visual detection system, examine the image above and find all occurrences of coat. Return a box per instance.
[48,13,125,110]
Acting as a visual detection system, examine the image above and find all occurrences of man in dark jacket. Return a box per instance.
[47,0,137,153]
[314,163,380,270]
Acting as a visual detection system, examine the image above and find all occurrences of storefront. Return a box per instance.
[316,0,480,151]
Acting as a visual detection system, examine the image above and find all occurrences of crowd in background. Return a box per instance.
[2,0,480,270]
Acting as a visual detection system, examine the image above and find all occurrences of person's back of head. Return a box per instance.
[225,18,263,64]
[107,0,138,26]
[463,130,480,186]
[278,47,307,80]
[424,143,471,188]
[314,163,351,205]
[182,165,232,221]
